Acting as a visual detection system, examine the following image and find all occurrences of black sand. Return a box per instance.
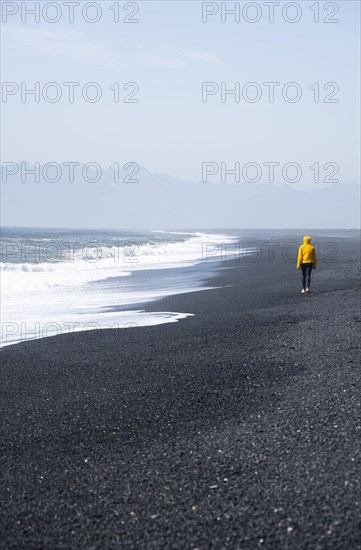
[1,234,360,549]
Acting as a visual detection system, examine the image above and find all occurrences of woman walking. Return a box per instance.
[297,235,317,293]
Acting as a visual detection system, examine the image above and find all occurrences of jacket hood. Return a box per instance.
[303,235,312,243]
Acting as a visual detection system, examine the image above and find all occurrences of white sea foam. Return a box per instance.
[0,310,195,348]
[0,231,239,347]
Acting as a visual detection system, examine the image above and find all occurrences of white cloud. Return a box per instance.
[136,54,187,69]
[179,50,222,64]
[2,26,223,68]
[1,26,124,66]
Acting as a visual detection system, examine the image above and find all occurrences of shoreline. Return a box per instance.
[2,230,359,349]
[1,235,360,548]
[0,229,240,348]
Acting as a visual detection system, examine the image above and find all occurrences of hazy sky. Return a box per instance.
[1,0,360,186]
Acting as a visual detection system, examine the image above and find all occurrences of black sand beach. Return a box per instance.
[1,234,360,549]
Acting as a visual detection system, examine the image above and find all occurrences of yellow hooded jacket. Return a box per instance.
[297,236,317,269]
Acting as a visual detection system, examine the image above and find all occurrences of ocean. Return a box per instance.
[0,228,238,347]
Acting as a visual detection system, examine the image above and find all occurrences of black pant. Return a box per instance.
[301,263,313,289]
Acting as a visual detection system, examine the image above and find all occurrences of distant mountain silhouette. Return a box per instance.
[1,163,359,229]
